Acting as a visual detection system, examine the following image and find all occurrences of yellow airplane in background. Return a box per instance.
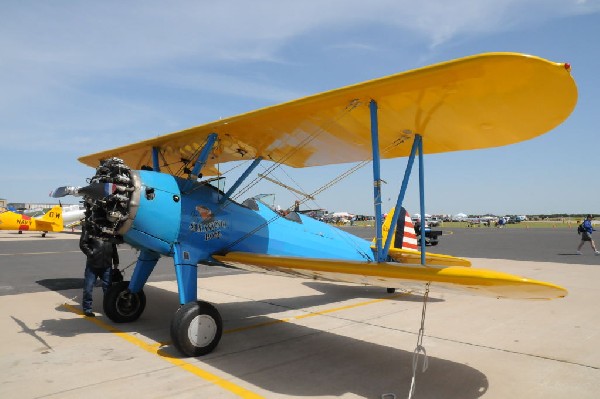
[0,205,63,237]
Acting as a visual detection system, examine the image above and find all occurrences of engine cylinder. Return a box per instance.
[81,158,139,242]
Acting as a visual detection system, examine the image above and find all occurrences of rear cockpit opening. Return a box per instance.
[239,194,303,224]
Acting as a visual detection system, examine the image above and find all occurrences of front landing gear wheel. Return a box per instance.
[103,281,146,323]
[171,301,222,357]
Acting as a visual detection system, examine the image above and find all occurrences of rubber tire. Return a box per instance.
[103,281,146,323]
[171,301,223,357]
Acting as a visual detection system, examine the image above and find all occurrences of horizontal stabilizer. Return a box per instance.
[214,252,567,300]
[387,248,471,267]
[38,205,64,232]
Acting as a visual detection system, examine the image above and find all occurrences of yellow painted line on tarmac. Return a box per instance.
[224,292,409,334]
[62,303,265,399]
[62,291,408,396]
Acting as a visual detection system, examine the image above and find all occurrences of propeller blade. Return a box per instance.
[50,186,81,198]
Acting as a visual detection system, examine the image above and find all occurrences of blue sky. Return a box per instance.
[1,1,599,216]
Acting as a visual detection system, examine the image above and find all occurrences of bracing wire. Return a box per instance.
[219,134,411,259]
[229,99,362,203]
[212,96,415,258]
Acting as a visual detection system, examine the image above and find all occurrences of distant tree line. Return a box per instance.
[526,214,597,220]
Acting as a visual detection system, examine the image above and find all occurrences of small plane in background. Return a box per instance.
[61,204,85,230]
[0,205,63,237]
[53,52,576,357]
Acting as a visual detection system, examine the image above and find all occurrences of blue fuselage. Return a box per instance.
[122,171,375,264]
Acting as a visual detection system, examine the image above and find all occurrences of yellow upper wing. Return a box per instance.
[79,52,577,174]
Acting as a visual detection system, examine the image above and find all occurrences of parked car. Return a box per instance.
[414,221,442,246]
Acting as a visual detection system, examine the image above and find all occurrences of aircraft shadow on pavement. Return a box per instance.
[37,278,84,291]
[32,281,488,398]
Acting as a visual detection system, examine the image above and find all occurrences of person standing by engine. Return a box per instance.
[577,214,599,255]
[79,224,119,316]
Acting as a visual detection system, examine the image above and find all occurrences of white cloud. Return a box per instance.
[3,2,597,64]
[1,0,597,103]
[1,1,598,148]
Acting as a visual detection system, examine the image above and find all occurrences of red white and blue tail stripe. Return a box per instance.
[393,207,418,250]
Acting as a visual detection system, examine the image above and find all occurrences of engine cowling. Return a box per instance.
[80,158,181,255]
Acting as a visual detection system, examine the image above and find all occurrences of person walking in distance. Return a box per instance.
[577,214,599,255]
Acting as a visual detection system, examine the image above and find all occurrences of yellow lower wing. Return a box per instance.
[214,252,566,300]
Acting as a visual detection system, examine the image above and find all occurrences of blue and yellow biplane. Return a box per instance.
[54,53,577,357]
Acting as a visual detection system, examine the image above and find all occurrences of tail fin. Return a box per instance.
[381,206,418,251]
[378,207,471,267]
[39,205,64,231]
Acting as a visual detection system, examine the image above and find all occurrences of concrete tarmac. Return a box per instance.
[1,229,599,398]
